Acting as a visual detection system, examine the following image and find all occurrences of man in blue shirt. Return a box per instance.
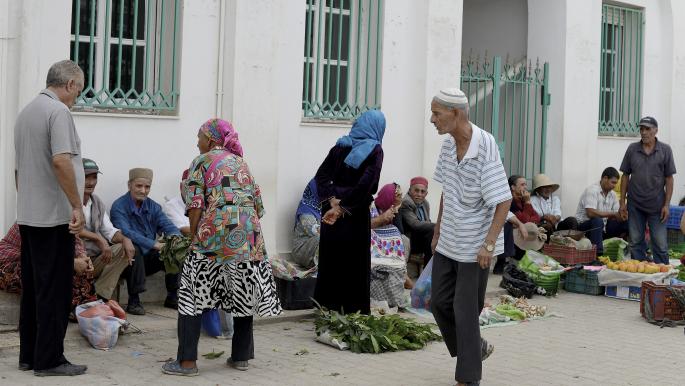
[111,168,181,315]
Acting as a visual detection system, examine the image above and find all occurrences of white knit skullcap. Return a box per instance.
[433,88,468,108]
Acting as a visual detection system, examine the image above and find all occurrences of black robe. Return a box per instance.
[314,144,384,314]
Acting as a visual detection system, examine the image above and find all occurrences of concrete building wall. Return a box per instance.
[462,0,528,61]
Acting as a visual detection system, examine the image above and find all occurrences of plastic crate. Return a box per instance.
[533,273,561,295]
[667,206,685,229]
[667,228,685,247]
[564,268,604,295]
[640,281,685,321]
[542,244,596,265]
[605,285,641,301]
[275,277,316,310]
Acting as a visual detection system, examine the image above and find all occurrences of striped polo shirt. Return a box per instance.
[433,124,512,262]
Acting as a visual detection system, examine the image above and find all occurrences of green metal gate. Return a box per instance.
[460,56,550,179]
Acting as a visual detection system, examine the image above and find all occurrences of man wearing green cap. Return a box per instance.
[78,158,134,300]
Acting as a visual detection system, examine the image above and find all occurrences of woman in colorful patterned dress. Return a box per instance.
[369,183,408,308]
[163,118,281,377]
[0,223,96,312]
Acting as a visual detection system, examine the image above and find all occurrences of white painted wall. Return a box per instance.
[462,0,527,61]
[528,0,684,217]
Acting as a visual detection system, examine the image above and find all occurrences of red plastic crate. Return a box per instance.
[542,244,596,265]
[640,281,685,321]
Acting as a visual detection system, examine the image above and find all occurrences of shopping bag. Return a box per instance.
[76,300,127,350]
[202,309,222,337]
[410,258,434,311]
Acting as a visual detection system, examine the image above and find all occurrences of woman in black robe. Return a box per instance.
[314,110,385,314]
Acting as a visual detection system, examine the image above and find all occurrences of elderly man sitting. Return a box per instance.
[530,174,578,235]
[78,158,135,301]
[399,176,435,266]
[162,169,192,236]
[111,168,181,315]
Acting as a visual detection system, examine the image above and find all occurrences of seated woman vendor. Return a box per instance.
[0,223,96,316]
[291,178,321,269]
[370,183,410,308]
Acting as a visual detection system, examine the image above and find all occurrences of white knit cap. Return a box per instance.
[433,88,468,108]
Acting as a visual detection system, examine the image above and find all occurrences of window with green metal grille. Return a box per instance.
[70,0,181,114]
[598,4,643,136]
[302,0,383,121]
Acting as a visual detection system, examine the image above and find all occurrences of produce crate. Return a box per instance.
[542,244,596,265]
[564,268,604,295]
[640,281,685,321]
[667,228,685,246]
[667,205,685,230]
[605,285,641,301]
[275,277,316,310]
[533,273,561,295]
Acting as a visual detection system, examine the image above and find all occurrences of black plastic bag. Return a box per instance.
[500,262,537,299]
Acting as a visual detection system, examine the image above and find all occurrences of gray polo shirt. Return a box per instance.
[14,89,85,227]
[619,138,676,214]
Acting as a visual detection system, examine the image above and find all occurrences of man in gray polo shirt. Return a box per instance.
[14,60,87,376]
[429,88,512,386]
[619,116,676,264]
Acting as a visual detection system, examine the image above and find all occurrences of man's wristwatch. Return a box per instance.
[483,240,495,253]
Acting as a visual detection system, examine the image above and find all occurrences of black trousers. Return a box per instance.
[177,314,254,361]
[18,225,74,370]
[409,227,434,266]
[431,252,489,383]
[125,246,178,296]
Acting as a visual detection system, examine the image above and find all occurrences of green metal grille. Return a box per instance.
[598,4,643,136]
[302,0,383,121]
[460,55,550,178]
[70,0,181,113]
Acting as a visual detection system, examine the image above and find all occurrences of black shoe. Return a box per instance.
[34,363,87,377]
[127,302,146,315]
[164,297,178,310]
[18,362,32,371]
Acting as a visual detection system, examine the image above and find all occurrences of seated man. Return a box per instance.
[530,174,578,234]
[111,168,181,315]
[399,176,435,266]
[162,169,192,236]
[79,158,135,301]
[575,167,628,256]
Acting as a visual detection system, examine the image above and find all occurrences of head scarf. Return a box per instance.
[336,110,386,169]
[199,118,244,157]
[374,183,397,212]
[295,179,321,222]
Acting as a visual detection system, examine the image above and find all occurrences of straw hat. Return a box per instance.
[514,222,547,251]
[532,174,559,193]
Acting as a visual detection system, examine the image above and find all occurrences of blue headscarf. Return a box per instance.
[295,178,321,222]
[336,110,386,169]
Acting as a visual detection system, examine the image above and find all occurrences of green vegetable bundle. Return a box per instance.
[159,234,191,274]
[313,306,442,354]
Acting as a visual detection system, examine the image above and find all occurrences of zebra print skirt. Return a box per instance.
[177,251,282,318]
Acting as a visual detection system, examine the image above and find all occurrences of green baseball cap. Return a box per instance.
[82,158,102,175]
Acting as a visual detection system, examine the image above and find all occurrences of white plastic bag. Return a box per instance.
[76,300,127,350]
[315,329,349,350]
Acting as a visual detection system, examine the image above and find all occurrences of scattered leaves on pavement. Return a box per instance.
[202,350,225,359]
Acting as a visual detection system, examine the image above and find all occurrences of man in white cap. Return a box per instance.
[429,88,512,386]
[530,173,578,235]
[110,168,181,315]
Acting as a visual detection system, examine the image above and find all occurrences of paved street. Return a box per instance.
[0,279,683,386]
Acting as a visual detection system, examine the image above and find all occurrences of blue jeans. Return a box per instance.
[578,218,605,255]
[627,203,668,264]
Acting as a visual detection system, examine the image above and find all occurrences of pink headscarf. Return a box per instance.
[199,118,244,157]
[374,183,397,212]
